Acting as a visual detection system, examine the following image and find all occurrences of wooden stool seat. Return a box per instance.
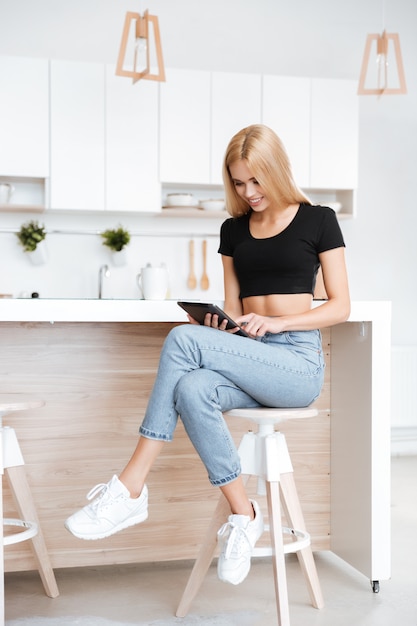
[176,406,324,626]
[0,396,59,622]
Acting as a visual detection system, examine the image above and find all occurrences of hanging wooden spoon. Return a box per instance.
[200,239,210,290]
[187,239,197,290]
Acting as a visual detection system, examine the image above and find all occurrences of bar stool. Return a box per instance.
[176,407,324,626]
[1,397,59,617]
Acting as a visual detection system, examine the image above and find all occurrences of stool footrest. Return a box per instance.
[3,518,38,546]
[253,525,311,558]
[282,526,311,554]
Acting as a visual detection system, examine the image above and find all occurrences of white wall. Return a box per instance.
[0,210,225,301]
[1,0,417,434]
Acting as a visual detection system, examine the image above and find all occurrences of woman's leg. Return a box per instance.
[119,437,165,498]
[164,325,323,585]
[217,476,265,585]
[140,324,323,444]
[220,477,253,518]
[66,324,323,545]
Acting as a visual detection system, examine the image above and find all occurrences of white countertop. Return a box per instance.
[0,298,391,323]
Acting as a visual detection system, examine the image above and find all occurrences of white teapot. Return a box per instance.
[136,263,169,300]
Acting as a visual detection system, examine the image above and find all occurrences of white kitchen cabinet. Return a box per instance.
[159,68,211,186]
[262,75,311,188]
[50,60,105,211]
[262,75,358,215]
[0,56,49,178]
[310,78,358,190]
[210,71,262,185]
[105,66,160,212]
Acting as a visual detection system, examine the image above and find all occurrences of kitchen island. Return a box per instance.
[0,299,391,588]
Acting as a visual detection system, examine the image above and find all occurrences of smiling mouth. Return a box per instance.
[248,197,263,206]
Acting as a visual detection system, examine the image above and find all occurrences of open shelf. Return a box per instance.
[0,176,48,213]
[160,208,227,218]
[160,183,356,219]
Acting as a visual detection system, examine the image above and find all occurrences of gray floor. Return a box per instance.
[5,455,417,626]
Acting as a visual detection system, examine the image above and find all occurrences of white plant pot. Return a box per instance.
[111,248,128,267]
[28,241,48,266]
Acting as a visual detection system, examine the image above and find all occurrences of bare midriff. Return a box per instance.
[242,293,313,317]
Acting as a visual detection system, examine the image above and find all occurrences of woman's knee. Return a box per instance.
[163,323,199,351]
[175,370,225,424]
[175,369,215,406]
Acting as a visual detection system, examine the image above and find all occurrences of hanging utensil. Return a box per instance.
[200,239,210,290]
[187,239,197,290]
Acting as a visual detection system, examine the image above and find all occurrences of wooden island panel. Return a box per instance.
[0,322,330,572]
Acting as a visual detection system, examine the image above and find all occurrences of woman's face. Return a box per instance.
[228,160,269,212]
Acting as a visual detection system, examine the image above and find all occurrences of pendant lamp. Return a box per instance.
[115,9,165,83]
[358,29,406,95]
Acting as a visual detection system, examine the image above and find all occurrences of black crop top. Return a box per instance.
[218,203,345,298]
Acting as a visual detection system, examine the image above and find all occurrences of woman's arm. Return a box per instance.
[284,246,351,329]
[222,255,244,319]
[188,256,243,331]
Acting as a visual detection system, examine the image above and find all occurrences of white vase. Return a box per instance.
[28,240,48,266]
[111,248,128,267]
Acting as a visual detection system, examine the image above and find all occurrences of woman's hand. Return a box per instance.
[235,313,285,337]
[186,313,230,331]
[187,311,284,337]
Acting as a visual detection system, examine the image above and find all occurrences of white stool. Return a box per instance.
[176,407,324,626]
[0,397,59,620]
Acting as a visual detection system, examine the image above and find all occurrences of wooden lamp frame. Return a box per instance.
[115,10,165,83]
[358,30,406,95]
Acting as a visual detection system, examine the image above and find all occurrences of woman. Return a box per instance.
[65,124,350,586]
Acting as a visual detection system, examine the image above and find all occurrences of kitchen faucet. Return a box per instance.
[98,264,110,299]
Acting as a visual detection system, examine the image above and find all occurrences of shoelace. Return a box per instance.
[86,482,113,510]
[218,520,251,559]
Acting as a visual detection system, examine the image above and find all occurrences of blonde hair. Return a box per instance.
[222,124,311,217]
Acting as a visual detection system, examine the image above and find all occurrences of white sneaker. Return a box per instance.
[217,500,264,585]
[65,475,148,540]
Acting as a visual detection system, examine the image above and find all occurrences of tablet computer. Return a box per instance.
[177,301,250,337]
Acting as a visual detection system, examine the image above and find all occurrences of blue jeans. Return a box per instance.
[139,324,324,486]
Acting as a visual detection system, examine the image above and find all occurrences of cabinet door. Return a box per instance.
[210,71,262,185]
[106,66,160,212]
[159,68,211,186]
[262,75,311,188]
[310,79,358,189]
[50,60,105,210]
[0,56,49,177]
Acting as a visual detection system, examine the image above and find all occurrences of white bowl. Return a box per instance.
[165,193,197,207]
[199,198,225,211]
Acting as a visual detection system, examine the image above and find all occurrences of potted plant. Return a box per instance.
[16,220,48,265]
[101,225,131,266]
